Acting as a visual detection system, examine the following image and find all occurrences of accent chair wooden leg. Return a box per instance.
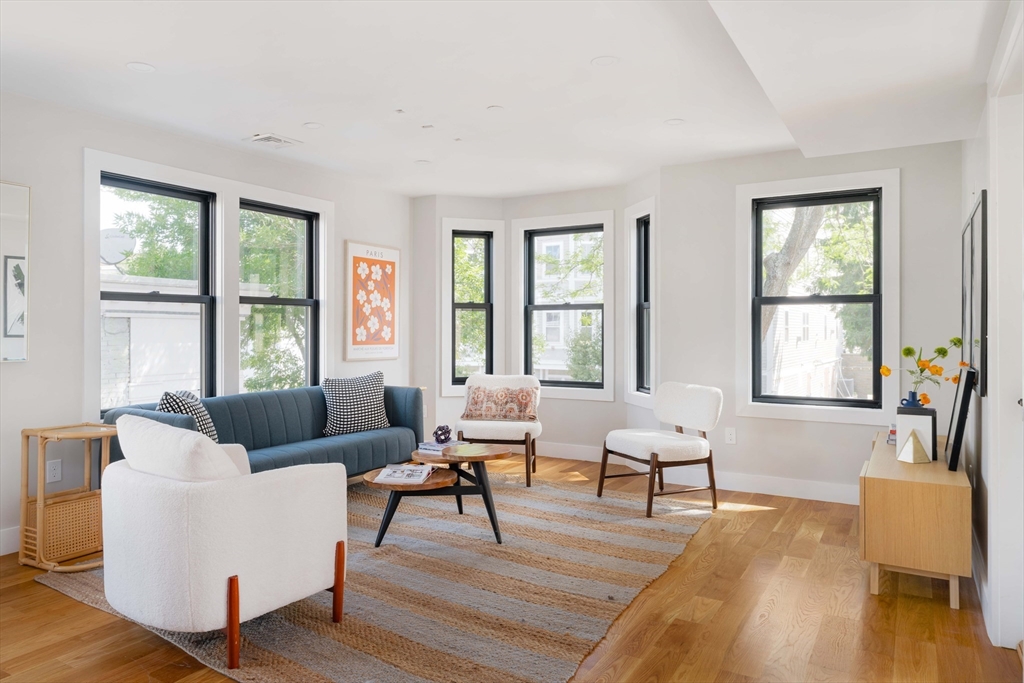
[532,437,537,473]
[658,465,664,491]
[333,541,345,623]
[524,434,532,488]
[707,451,718,510]
[227,576,240,670]
[597,443,610,497]
[457,430,464,441]
[646,453,659,518]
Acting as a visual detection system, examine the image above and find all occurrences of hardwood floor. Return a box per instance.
[1,455,1019,683]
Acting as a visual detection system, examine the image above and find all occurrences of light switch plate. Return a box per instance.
[46,459,62,483]
[724,428,737,445]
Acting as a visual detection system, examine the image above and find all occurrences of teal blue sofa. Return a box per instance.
[102,385,422,476]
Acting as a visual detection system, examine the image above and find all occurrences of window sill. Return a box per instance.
[541,384,614,402]
[737,399,891,426]
[624,389,655,410]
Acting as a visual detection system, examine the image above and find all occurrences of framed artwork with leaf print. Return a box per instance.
[345,241,399,360]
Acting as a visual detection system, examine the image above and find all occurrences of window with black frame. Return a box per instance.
[452,231,493,383]
[635,215,651,393]
[752,189,881,408]
[239,200,319,393]
[99,173,216,410]
[525,225,604,388]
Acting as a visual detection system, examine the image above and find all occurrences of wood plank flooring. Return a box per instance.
[1,455,1019,683]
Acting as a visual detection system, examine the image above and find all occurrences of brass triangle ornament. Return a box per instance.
[897,430,931,464]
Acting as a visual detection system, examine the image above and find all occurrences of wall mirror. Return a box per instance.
[1,181,30,362]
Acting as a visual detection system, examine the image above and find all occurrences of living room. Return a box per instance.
[0,2,1022,682]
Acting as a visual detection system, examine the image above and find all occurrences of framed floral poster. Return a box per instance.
[345,241,399,360]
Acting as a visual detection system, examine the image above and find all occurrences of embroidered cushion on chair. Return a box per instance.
[461,385,539,422]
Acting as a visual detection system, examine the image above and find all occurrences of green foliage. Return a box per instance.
[565,311,603,382]
[453,236,488,375]
[109,187,199,282]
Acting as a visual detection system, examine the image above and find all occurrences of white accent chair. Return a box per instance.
[598,382,723,517]
[456,374,542,487]
[102,418,347,670]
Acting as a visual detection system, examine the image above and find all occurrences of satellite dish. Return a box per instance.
[100,229,136,265]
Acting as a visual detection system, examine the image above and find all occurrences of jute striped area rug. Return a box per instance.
[37,472,711,683]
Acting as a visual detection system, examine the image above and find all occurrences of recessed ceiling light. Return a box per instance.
[414,159,431,165]
[302,122,324,130]
[591,55,619,67]
[486,105,504,111]
[454,138,463,142]
[663,118,686,126]
[421,124,434,129]
[126,62,156,73]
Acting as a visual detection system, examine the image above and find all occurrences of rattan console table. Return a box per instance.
[19,423,116,572]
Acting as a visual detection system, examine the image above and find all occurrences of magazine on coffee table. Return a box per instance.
[374,464,437,485]
[417,440,468,453]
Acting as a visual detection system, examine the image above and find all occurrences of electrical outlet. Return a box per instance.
[724,428,737,445]
[46,459,62,483]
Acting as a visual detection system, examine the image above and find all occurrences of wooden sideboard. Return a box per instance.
[859,432,971,608]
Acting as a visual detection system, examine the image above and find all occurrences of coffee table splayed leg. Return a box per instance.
[363,443,512,546]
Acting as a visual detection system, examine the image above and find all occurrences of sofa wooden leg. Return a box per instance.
[597,444,610,497]
[333,541,345,623]
[227,575,240,669]
[646,454,659,518]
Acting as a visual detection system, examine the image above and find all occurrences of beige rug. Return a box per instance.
[37,473,711,683]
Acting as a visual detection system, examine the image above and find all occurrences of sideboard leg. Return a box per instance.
[949,575,959,609]
[869,563,879,595]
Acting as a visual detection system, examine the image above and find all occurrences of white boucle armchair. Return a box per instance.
[102,455,347,670]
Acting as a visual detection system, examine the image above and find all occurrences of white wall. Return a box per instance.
[0,93,412,554]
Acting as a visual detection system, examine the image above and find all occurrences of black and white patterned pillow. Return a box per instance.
[322,372,390,436]
[156,390,219,443]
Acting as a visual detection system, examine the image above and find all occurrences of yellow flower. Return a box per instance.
[951,375,960,385]
[879,365,892,377]
[919,393,931,405]
[917,359,931,369]
[959,361,970,368]
[929,365,944,376]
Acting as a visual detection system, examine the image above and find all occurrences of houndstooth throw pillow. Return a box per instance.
[156,390,219,443]
[322,371,390,436]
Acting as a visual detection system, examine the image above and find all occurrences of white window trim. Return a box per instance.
[439,218,505,398]
[83,149,335,418]
[624,197,657,409]
[734,169,901,425]
[511,210,615,402]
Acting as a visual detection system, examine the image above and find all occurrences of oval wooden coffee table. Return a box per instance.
[364,444,512,547]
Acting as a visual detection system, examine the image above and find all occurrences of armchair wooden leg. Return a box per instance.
[227,576,240,670]
[524,434,532,488]
[333,541,345,623]
[597,443,610,497]
[707,451,718,510]
[658,466,665,491]
[531,438,537,473]
[457,430,464,441]
[646,454,659,518]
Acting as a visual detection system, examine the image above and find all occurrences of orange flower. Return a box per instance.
[959,361,970,368]
[917,359,930,369]
[919,393,931,405]
[929,365,944,376]
[879,365,892,377]
[944,377,950,381]
[951,375,960,385]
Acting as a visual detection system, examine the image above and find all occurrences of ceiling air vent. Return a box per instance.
[246,133,302,150]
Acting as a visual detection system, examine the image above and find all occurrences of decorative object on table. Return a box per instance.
[345,240,399,361]
[432,423,452,443]
[19,423,117,572]
[946,368,976,472]
[37,471,712,683]
[897,429,931,464]
[321,371,390,436]
[156,389,219,442]
[600,382,723,517]
[960,190,987,396]
[879,337,961,408]
[1,181,30,362]
[886,423,897,446]
[896,406,937,462]
[456,374,542,486]
[102,418,347,671]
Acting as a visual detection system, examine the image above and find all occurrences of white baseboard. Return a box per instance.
[0,526,19,557]
[536,440,859,505]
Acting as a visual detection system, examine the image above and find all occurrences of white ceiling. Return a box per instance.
[0,1,1011,197]
[710,0,1010,158]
